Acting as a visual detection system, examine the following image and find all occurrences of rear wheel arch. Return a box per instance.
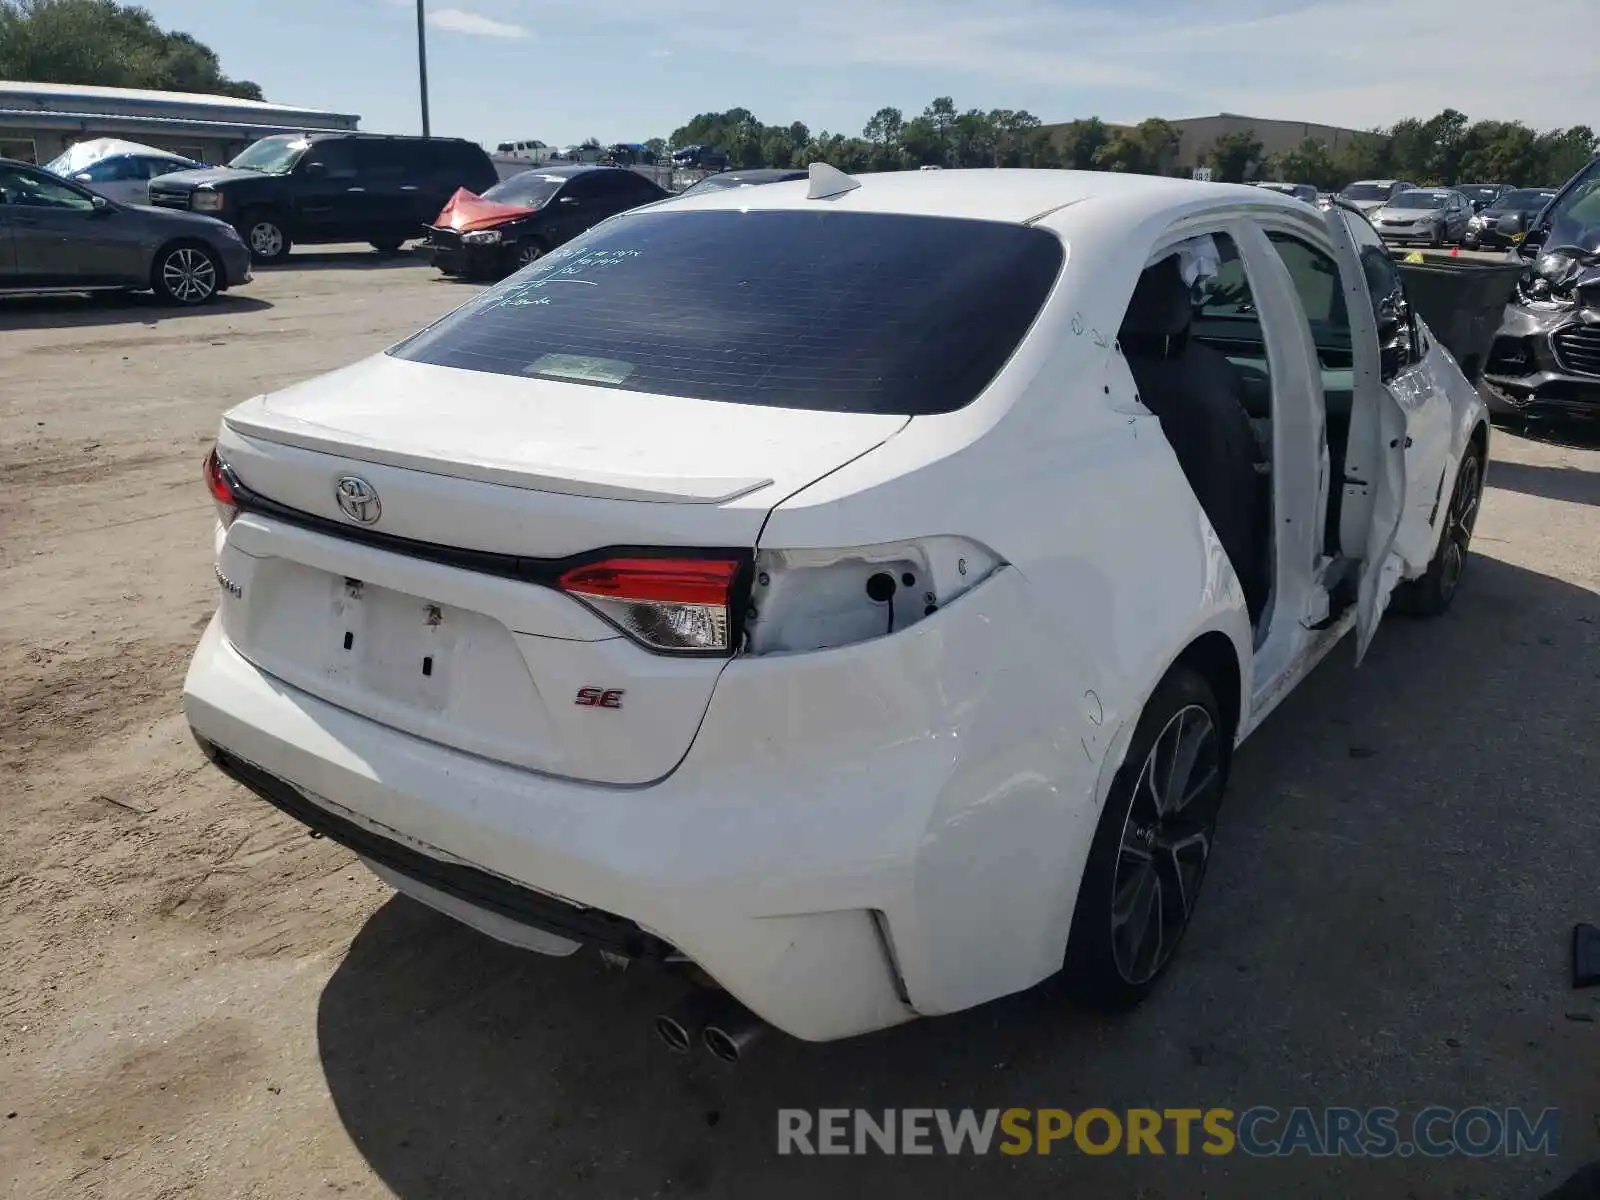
[1173,630,1244,753]
[1469,418,1489,461]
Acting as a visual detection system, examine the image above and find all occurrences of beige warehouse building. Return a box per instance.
[0,80,359,166]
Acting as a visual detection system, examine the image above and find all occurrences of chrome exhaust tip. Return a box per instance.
[654,1012,694,1054]
[701,998,767,1064]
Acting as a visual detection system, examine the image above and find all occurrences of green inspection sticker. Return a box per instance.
[525,354,635,385]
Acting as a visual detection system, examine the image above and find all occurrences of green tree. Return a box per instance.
[898,115,944,167]
[1204,129,1264,183]
[1051,117,1110,170]
[1269,137,1338,189]
[1455,120,1541,184]
[1094,119,1183,175]
[1533,125,1597,185]
[0,0,261,98]
[1331,130,1392,185]
[862,106,903,146]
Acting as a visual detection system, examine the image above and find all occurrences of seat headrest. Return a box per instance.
[1120,254,1193,348]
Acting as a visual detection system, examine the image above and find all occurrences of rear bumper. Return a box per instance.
[182,568,1105,1042]
[217,240,253,289]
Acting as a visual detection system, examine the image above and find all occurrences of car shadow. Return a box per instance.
[254,247,432,272]
[1488,459,1600,506]
[315,554,1600,1200]
[1492,416,1600,452]
[0,291,273,331]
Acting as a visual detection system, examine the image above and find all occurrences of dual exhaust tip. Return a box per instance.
[654,991,767,1063]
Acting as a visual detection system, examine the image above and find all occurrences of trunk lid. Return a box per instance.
[213,353,906,784]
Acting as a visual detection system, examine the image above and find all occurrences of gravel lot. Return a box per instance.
[1,248,1597,1200]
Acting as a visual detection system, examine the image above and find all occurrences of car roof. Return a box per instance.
[288,131,480,146]
[51,137,187,160]
[502,164,613,179]
[652,166,1303,226]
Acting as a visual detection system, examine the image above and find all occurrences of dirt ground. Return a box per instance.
[2,249,1598,1200]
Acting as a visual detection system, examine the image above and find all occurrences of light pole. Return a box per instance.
[416,0,431,137]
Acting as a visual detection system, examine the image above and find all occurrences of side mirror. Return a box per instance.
[73,172,93,183]
[557,195,580,206]
[90,194,114,215]
[302,161,327,178]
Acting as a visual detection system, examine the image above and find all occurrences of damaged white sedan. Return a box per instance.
[184,164,1489,1053]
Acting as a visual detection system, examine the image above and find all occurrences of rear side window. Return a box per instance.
[391,209,1064,415]
[429,140,491,182]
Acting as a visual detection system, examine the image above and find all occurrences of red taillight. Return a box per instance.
[558,557,741,654]
[204,446,239,527]
[203,446,235,505]
[558,558,739,605]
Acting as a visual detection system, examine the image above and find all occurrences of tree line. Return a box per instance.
[0,0,262,99]
[665,100,1598,190]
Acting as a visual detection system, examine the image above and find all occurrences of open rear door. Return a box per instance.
[1319,205,1413,663]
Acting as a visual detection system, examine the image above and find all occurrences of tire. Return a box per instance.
[1391,442,1485,616]
[371,239,404,253]
[239,211,291,263]
[151,242,221,306]
[511,238,546,271]
[1062,666,1229,1011]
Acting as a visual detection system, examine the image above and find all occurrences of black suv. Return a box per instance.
[147,133,497,262]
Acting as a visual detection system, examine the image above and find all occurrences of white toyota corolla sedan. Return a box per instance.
[184,164,1489,1049]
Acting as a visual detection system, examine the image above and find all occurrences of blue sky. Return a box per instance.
[140,0,1597,147]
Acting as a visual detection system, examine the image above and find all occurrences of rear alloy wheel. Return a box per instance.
[242,215,291,263]
[153,244,219,305]
[1063,667,1228,1010]
[1392,444,1484,616]
[513,239,545,270]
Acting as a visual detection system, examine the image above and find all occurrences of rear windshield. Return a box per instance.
[1390,191,1446,208]
[1341,184,1392,201]
[390,208,1065,415]
[1501,189,1556,209]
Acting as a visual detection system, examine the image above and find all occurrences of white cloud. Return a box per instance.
[427,6,530,38]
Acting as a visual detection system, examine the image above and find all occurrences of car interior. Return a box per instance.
[1119,228,1393,635]
[1117,248,1271,629]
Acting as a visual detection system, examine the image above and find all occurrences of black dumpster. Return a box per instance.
[1394,253,1525,384]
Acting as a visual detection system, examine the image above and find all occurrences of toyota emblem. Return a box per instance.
[334,476,381,525]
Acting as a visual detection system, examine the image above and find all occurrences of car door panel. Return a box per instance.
[1321,206,1454,660]
[0,212,17,285]
[290,142,362,240]
[545,177,597,245]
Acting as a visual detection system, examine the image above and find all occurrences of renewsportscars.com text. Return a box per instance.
[777,1106,1560,1158]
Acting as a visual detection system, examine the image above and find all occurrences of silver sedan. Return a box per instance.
[1370,188,1473,246]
